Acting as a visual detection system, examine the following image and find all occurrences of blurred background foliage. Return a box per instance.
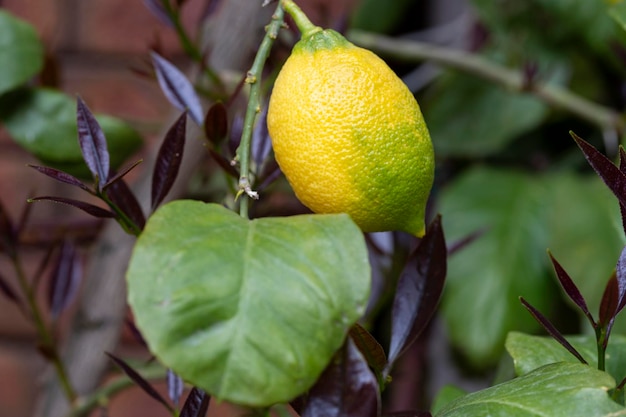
[352,0,626,369]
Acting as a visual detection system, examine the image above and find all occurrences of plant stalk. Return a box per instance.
[348,29,625,134]
[235,2,285,218]
[12,256,77,402]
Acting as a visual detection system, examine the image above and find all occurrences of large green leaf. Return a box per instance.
[506,332,626,385]
[438,167,554,367]
[425,73,548,158]
[0,11,43,94]
[126,201,371,407]
[435,362,625,417]
[0,88,142,177]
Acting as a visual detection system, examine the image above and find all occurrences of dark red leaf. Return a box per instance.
[208,148,239,178]
[447,227,487,257]
[386,215,447,371]
[204,102,228,147]
[28,196,115,218]
[600,273,619,329]
[48,240,82,319]
[166,369,184,408]
[299,339,380,417]
[0,199,15,255]
[105,179,146,230]
[520,297,587,364]
[0,272,20,305]
[349,323,387,376]
[77,97,110,188]
[615,245,626,315]
[571,131,626,209]
[152,112,187,211]
[548,251,595,326]
[125,318,147,347]
[251,106,271,169]
[618,147,626,237]
[180,387,210,417]
[151,52,203,125]
[143,0,174,26]
[103,159,144,189]
[106,352,174,413]
[28,165,92,193]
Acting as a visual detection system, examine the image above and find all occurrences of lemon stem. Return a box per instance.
[235,2,285,218]
[281,0,322,39]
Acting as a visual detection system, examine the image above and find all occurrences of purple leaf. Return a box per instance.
[143,0,175,27]
[166,369,184,408]
[618,147,626,236]
[106,352,174,413]
[152,112,187,211]
[386,215,447,371]
[0,199,15,254]
[204,102,228,147]
[571,131,626,209]
[125,319,147,347]
[151,52,203,125]
[520,297,587,364]
[208,148,239,178]
[299,339,380,417]
[447,227,487,257]
[548,251,595,326]
[180,387,210,417]
[28,196,116,218]
[251,106,272,169]
[48,240,82,319]
[77,97,110,188]
[599,273,619,342]
[0,272,20,305]
[105,179,146,231]
[103,159,144,189]
[349,323,387,376]
[28,165,92,193]
[616,245,626,315]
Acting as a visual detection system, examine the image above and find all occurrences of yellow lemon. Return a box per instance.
[267,2,434,236]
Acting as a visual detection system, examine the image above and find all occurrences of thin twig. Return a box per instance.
[348,29,625,134]
[235,3,285,218]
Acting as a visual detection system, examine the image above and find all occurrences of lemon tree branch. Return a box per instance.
[348,29,625,134]
[236,2,285,218]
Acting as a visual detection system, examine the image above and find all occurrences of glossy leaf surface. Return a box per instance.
[151,52,203,125]
[151,112,186,211]
[76,97,110,187]
[126,201,370,406]
[506,332,626,385]
[0,11,44,94]
[180,387,210,417]
[300,339,379,417]
[435,362,625,417]
[387,215,446,369]
[0,88,142,178]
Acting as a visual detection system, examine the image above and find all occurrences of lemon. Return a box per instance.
[267,0,434,236]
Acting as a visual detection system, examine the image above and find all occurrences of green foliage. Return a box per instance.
[126,201,371,407]
[439,168,624,367]
[426,73,549,157]
[0,88,142,177]
[435,362,625,417]
[506,332,626,384]
[0,10,43,95]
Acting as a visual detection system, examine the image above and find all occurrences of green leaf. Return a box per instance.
[544,174,625,331]
[0,88,142,178]
[438,167,554,367]
[431,385,467,416]
[425,73,548,158]
[126,201,371,407]
[0,11,44,95]
[506,332,626,385]
[435,362,625,417]
[610,1,626,33]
